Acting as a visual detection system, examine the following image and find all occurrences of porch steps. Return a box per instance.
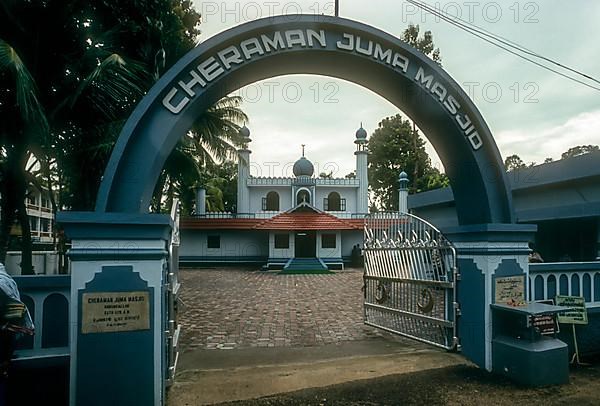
[279,258,333,274]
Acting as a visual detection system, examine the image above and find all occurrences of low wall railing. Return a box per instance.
[8,261,600,363]
[189,212,369,220]
[12,275,71,363]
[529,262,600,307]
[5,251,61,275]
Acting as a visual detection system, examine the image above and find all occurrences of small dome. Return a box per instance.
[239,125,250,138]
[355,125,367,139]
[399,171,408,180]
[293,157,314,177]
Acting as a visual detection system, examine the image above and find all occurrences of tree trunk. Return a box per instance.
[151,172,167,213]
[0,145,33,274]
[166,179,174,213]
[17,196,34,275]
[0,181,17,264]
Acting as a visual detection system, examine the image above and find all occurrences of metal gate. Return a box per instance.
[165,200,181,387]
[363,212,460,350]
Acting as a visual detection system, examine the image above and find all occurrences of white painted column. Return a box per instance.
[58,212,173,406]
[445,224,535,372]
[237,148,251,214]
[68,239,167,405]
[355,150,368,214]
[398,171,409,213]
[195,188,206,215]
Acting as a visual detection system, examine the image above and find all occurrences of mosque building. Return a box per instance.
[179,125,370,271]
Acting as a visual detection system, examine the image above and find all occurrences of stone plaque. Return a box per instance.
[494,276,525,306]
[82,291,150,334]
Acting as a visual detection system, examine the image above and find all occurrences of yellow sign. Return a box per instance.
[82,291,150,334]
[494,276,525,306]
[555,295,588,325]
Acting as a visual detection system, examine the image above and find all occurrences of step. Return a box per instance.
[280,258,332,274]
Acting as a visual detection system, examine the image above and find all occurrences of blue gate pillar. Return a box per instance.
[57,212,173,406]
[444,224,536,371]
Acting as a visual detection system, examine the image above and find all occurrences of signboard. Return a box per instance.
[555,295,588,325]
[529,301,559,335]
[82,291,150,334]
[494,275,525,306]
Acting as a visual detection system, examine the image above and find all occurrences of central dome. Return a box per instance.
[293,156,314,177]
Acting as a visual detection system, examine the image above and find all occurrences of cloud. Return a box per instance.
[496,109,600,163]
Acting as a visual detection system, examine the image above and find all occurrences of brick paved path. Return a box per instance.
[178,268,391,351]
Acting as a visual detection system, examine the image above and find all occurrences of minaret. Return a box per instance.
[237,126,251,214]
[355,124,369,214]
[398,171,409,213]
[195,187,206,215]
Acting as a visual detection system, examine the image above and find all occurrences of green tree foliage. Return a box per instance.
[368,114,449,211]
[152,97,247,214]
[402,24,442,65]
[0,0,200,272]
[561,145,599,160]
[503,144,599,172]
[0,37,50,272]
[401,24,441,186]
[504,154,527,171]
[0,1,245,271]
[197,161,238,214]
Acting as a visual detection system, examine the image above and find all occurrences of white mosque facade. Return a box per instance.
[179,126,370,270]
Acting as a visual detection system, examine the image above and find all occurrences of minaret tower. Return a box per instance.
[237,126,251,213]
[355,124,369,214]
[398,171,409,213]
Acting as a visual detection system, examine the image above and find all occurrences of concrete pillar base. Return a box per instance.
[58,212,172,406]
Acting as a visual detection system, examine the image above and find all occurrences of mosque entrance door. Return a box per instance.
[295,231,316,258]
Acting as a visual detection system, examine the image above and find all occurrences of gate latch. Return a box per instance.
[453,301,461,316]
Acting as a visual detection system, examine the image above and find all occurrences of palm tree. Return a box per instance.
[1,1,246,273]
[0,33,148,272]
[0,38,48,273]
[152,96,247,213]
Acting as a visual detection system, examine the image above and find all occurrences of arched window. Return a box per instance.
[42,293,69,348]
[296,189,311,205]
[263,191,280,211]
[326,192,341,211]
[325,192,346,211]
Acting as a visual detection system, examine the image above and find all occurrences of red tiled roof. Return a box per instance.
[254,211,361,230]
[180,208,365,231]
[346,219,366,228]
[180,218,261,230]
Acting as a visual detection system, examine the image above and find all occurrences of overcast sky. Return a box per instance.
[191,0,600,177]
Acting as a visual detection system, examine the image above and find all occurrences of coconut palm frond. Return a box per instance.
[66,52,149,119]
[0,38,48,131]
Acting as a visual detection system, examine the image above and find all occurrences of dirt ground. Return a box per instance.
[213,362,600,406]
[168,338,600,406]
[170,269,600,405]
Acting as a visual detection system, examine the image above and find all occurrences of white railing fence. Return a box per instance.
[529,262,600,308]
